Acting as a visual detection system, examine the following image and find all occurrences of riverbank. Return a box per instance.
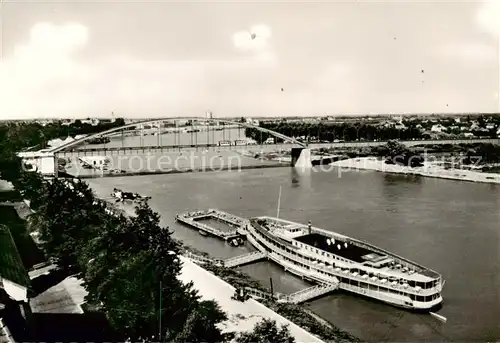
[65,163,289,179]
[184,248,361,343]
[330,157,500,184]
[178,256,326,343]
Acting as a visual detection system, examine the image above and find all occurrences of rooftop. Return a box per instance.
[0,225,30,288]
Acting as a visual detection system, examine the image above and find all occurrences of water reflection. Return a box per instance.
[381,173,422,204]
[291,168,300,187]
[383,173,422,185]
[290,167,312,189]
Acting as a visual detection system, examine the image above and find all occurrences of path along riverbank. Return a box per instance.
[330,157,500,184]
[178,255,325,343]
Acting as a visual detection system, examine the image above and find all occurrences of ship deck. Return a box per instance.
[295,233,374,263]
[252,217,442,282]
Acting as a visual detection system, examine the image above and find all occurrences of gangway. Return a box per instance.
[243,287,275,302]
[283,282,339,304]
[183,251,224,266]
[224,251,267,268]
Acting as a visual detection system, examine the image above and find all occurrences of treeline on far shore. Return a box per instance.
[0,118,126,151]
[327,141,500,165]
[245,121,499,144]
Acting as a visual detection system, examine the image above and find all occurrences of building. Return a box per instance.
[17,151,57,175]
[80,118,100,126]
[78,156,110,169]
[430,124,446,133]
[0,225,30,303]
[246,118,260,126]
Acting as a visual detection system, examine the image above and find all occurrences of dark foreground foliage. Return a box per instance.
[235,318,295,343]
[19,174,228,342]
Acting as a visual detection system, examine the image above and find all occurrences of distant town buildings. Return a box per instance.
[245,118,260,126]
[431,124,446,133]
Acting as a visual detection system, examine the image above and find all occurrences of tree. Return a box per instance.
[172,300,227,343]
[382,140,424,167]
[235,318,296,343]
[80,202,227,342]
[464,143,500,164]
[28,178,103,272]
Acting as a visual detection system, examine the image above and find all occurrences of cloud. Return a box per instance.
[231,24,275,62]
[5,22,89,88]
[0,22,282,119]
[0,22,91,118]
[476,0,500,35]
[438,42,497,65]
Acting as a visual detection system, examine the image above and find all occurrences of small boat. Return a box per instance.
[229,239,238,247]
[199,230,208,236]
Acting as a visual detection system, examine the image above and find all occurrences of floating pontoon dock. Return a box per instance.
[175,209,246,241]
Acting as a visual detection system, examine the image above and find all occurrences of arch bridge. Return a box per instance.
[21,117,312,176]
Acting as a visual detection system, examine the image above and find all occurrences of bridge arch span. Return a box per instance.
[48,117,307,153]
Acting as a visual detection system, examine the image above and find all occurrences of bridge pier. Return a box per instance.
[291,148,312,169]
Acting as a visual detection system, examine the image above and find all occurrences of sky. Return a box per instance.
[0,0,499,119]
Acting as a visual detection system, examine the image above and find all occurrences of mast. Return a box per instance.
[276,185,282,218]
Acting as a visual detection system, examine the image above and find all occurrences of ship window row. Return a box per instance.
[276,251,440,303]
[339,278,441,302]
[249,227,440,299]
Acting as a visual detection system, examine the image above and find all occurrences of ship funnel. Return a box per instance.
[307,221,312,234]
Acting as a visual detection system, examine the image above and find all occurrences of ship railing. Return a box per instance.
[205,209,247,226]
[246,229,268,253]
[243,287,276,301]
[286,283,339,304]
[262,241,439,295]
[240,284,338,305]
[179,217,238,238]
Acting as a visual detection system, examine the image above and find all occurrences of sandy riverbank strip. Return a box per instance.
[330,157,500,184]
[178,256,325,343]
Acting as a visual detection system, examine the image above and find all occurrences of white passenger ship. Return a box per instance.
[246,216,444,311]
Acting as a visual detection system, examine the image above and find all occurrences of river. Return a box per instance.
[87,165,500,342]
